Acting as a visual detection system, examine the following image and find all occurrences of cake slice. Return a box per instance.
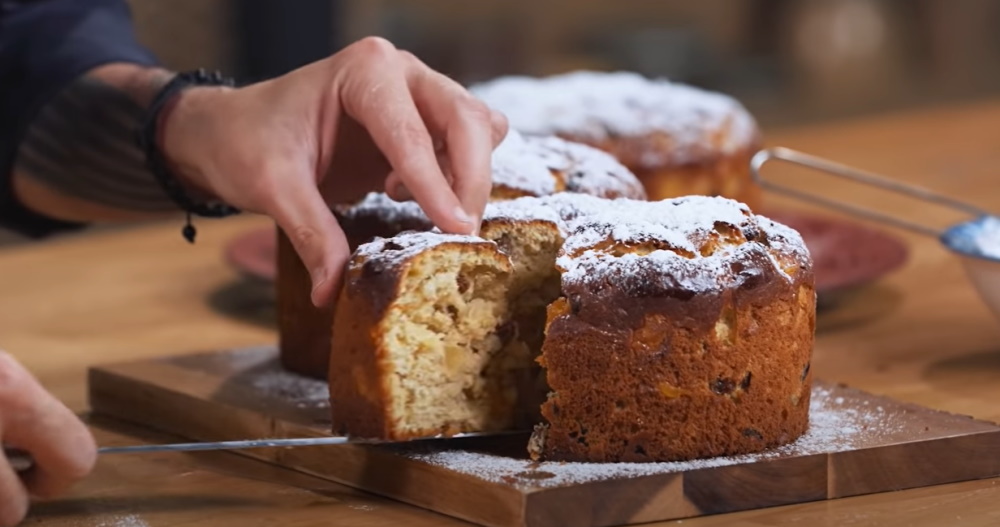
[329,198,579,439]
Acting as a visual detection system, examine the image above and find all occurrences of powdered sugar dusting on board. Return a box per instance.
[470,71,758,165]
[250,370,330,409]
[400,385,901,488]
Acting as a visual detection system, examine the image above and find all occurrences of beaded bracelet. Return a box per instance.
[137,69,241,243]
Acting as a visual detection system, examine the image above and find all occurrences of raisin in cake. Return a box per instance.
[470,71,762,208]
[278,131,645,379]
[330,194,815,461]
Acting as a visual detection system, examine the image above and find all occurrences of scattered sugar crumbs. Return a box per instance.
[250,369,330,409]
[398,386,903,488]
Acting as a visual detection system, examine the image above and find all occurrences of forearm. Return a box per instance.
[11,63,183,223]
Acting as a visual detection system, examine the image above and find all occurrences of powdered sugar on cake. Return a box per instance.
[491,131,561,196]
[555,196,810,293]
[482,193,607,235]
[492,130,644,198]
[356,231,492,268]
[399,385,900,488]
[530,135,646,199]
[337,192,428,224]
[336,131,643,228]
[352,193,811,296]
[470,71,759,164]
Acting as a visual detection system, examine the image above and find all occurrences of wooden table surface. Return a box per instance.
[5,100,1000,526]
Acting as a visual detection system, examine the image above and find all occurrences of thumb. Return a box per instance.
[267,180,351,308]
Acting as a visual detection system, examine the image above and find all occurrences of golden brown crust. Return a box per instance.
[559,131,762,209]
[538,245,814,462]
[328,257,395,438]
[470,71,763,209]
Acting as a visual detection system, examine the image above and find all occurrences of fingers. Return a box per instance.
[385,151,455,203]
[264,169,351,307]
[0,457,27,527]
[0,352,95,508]
[489,108,509,145]
[408,68,499,230]
[337,38,478,236]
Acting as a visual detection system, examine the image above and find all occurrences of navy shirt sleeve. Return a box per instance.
[0,0,159,238]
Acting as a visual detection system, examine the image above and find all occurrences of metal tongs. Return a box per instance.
[751,147,1000,320]
[749,147,993,238]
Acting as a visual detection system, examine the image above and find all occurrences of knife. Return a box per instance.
[5,431,518,473]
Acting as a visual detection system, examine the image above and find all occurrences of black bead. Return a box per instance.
[182,223,197,244]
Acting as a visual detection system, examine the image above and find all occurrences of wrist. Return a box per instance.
[156,85,230,200]
[137,69,241,242]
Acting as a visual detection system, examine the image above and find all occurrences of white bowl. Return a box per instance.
[940,216,1000,319]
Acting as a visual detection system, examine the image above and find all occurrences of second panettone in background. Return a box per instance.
[470,70,763,208]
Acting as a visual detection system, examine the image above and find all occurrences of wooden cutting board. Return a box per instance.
[88,346,1000,527]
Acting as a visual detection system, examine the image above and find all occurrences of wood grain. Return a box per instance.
[89,346,1000,527]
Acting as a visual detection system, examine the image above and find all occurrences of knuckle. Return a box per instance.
[289,224,320,251]
[398,50,418,64]
[350,36,397,61]
[393,122,433,152]
[286,225,329,274]
[455,96,493,124]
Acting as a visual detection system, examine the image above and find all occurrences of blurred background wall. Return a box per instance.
[3,0,998,245]
[125,0,1000,127]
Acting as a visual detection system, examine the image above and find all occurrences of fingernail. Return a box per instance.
[455,205,474,223]
[460,208,481,237]
[310,267,328,296]
[455,206,479,229]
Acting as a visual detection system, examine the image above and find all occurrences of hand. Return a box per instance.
[161,37,508,307]
[0,352,96,526]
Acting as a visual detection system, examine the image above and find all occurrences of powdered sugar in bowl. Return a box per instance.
[940,216,1000,319]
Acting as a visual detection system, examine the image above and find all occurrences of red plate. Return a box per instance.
[764,209,909,295]
[223,227,277,283]
[222,211,909,297]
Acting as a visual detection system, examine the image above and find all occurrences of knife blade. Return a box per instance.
[5,430,520,473]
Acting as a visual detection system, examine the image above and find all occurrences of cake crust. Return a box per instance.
[540,255,814,462]
[537,197,815,461]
